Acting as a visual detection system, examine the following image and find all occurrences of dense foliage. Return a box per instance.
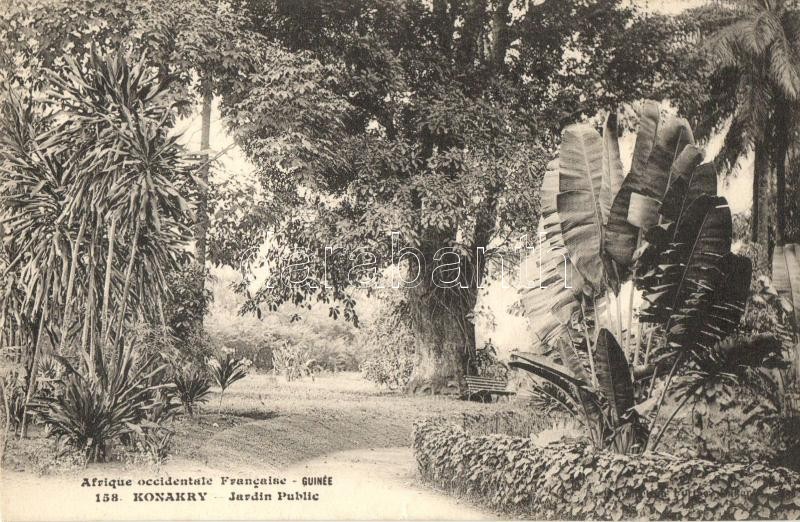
[510,101,784,454]
[216,0,699,391]
[33,348,177,463]
[0,1,271,443]
[358,289,415,388]
[204,273,361,373]
[0,48,197,443]
[414,419,800,520]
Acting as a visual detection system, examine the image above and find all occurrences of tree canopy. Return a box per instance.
[216,0,702,390]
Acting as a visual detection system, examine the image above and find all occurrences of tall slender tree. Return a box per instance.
[707,0,800,265]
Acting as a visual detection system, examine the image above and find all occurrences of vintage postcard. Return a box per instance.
[2,0,800,520]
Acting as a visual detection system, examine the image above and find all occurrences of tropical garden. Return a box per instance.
[1,0,800,520]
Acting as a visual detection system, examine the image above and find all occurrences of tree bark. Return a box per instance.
[403,223,482,395]
[432,0,454,55]
[195,77,212,268]
[786,154,800,243]
[490,0,513,72]
[113,219,140,366]
[55,216,87,355]
[405,276,477,395]
[773,101,800,245]
[191,76,213,334]
[752,140,771,272]
[775,145,787,247]
[21,306,46,438]
[86,225,102,377]
[100,216,117,348]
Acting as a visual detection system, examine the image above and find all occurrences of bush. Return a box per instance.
[208,352,250,411]
[34,351,171,463]
[660,407,800,472]
[358,289,415,389]
[271,341,314,380]
[413,419,800,520]
[360,342,414,389]
[458,411,566,438]
[172,365,211,416]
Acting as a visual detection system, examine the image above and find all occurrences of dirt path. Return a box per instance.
[279,447,492,520]
[3,375,510,520]
[1,447,491,521]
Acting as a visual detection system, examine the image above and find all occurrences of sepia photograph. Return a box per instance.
[1,0,800,520]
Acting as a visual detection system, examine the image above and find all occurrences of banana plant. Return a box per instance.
[510,328,647,453]
[515,102,698,355]
[513,101,776,453]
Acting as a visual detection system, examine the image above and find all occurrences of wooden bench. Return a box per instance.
[464,375,515,402]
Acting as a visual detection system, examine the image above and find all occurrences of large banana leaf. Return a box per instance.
[772,243,800,327]
[636,159,718,284]
[510,350,605,444]
[668,144,704,181]
[508,354,587,413]
[600,111,625,226]
[660,157,716,225]
[514,159,583,347]
[557,339,605,433]
[605,102,694,266]
[510,351,589,388]
[593,328,634,425]
[639,195,733,327]
[600,112,627,293]
[556,124,605,290]
[669,253,751,359]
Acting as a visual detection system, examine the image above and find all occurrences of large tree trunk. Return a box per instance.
[403,225,480,395]
[402,1,510,394]
[405,276,477,395]
[490,0,513,72]
[775,103,799,244]
[403,187,495,395]
[776,145,787,247]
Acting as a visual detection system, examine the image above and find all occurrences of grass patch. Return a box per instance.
[169,372,526,470]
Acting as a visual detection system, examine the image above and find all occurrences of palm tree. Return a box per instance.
[708,0,800,267]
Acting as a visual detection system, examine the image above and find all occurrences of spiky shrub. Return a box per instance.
[127,371,180,462]
[208,353,249,413]
[1,48,195,438]
[127,419,175,464]
[34,351,169,463]
[172,365,211,416]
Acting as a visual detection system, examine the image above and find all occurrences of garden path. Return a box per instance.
[1,446,490,520]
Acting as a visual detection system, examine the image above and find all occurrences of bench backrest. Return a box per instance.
[465,375,508,390]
